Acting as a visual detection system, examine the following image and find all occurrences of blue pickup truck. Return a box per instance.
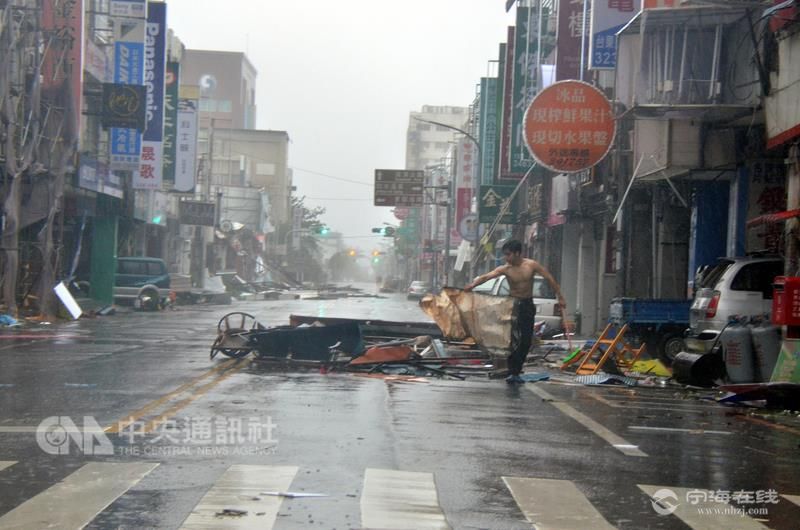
[609,298,691,364]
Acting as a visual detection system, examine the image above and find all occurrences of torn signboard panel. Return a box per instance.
[420,288,511,352]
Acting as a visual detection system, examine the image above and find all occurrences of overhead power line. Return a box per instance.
[292,167,374,187]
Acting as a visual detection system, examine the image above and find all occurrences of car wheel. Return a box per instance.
[659,333,686,366]
[138,289,160,311]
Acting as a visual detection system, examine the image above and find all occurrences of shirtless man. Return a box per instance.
[464,239,566,384]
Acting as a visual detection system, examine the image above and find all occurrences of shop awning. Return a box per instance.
[618,6,747,36]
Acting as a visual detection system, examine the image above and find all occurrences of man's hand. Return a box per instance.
[463,284,474,292]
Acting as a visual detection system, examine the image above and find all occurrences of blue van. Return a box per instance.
[114,257,171,310]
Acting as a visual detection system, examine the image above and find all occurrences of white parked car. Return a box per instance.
[407,280,432,300]
[687,256,782,351]
[471,276,564,335]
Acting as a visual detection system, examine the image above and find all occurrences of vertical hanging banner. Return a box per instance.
[494,42,506,184]
[41,0,85,142]
[510,6,543,175]
[175,93,199,193]
[163,61,180,185]
[453,138,477,245]
[479,77,498,185]
[498,27,516,181]
[134,1,167,190]
[589,0,641,70]
[555,0,590,81]
[110,10,146,170]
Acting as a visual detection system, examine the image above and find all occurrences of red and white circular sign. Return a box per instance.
[523,80,616,174]
[393,207,409,221]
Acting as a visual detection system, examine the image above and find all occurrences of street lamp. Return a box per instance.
[412,116,482,185]
[414,116,482,285]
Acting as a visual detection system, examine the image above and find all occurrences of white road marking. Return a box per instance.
[180,465,298,529]
[782,494,800,507]
[0,462,157,530]
[638,485,770,530]
[361,468,450,529]
[0,426,104,433]
[629,426,733,435]
[0,461,16,472]
[526,385,648,457]
[503,477,615,530]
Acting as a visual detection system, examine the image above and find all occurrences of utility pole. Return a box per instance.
[443,178,452,287]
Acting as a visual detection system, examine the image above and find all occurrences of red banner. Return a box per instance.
[42,0,84,136]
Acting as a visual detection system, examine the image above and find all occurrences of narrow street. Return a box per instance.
[0,290,799,529]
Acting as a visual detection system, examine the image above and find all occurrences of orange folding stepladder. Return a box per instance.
[561,323,647,375]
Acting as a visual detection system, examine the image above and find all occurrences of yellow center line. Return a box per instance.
[105,358,238,433]
[142,358,251,433]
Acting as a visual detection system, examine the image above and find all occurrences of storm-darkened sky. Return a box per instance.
[167,0,514,250]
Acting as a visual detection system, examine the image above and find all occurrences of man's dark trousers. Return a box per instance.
[509,297,536,376]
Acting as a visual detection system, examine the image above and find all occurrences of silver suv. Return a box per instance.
[688,256,782,349]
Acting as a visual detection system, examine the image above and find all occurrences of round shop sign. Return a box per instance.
[458,213,483,243]
[393,207,409,221]
[523,80,616,174]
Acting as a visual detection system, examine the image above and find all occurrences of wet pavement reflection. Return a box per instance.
[0,285,798,528]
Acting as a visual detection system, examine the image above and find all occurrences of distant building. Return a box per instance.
[181,49,258,130]
[406,105,469,170]
[198,128,292,229]
[404,105,470,285]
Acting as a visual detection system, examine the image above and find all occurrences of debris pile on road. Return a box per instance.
[209,311,497,380]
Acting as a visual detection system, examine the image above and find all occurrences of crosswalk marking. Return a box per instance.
[526,385,648,457]
[0,461,16,472]
[0,462,157,530]
[783,494,800,507]
[638,485,769,530]
[361,468,450,529]
[503,477,616,530]
[180,465,298,529]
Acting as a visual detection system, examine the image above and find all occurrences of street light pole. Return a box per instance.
[413,116,480,285]
[412,117,481,185]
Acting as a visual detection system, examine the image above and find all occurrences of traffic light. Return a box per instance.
[371,250,380,257]
[314,225,330,235]
[347,249,356,257]
[371,226,396,237]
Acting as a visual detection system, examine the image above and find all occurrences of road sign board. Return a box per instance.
[374,169,424,207]
[178,201,215,226]
[523,80,616,174]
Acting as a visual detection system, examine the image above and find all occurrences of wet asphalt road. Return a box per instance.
[0,284,799,529]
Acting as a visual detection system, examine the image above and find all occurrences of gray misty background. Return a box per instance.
[167,0,514,250]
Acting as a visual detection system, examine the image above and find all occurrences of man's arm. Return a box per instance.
[533,262,567,308]
[463,266,506,292]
